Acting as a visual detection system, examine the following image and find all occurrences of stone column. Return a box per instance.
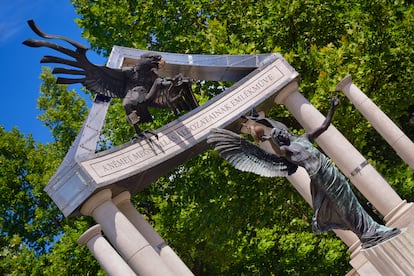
[336,75,414,170]
[113,191,194,276]
[274,82,404,219]
[80,189,174,276]
[78,224,136,276]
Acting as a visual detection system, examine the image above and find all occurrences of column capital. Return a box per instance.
[274,81,299,104]
[336,75,352,91]
[78,224,102,245]
[80,189,112,216]
[112,191,132,207]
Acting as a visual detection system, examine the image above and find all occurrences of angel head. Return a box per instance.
[270,126,292,147]
[243,109,293,146]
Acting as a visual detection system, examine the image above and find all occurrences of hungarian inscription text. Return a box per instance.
[82,60,294,182]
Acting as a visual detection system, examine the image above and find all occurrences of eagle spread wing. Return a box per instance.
[207,128,297,177]
[23,20,127,98]
[24,20,200,138]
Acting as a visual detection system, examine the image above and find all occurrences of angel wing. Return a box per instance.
[23,20,127,98]
[207,128,297,177]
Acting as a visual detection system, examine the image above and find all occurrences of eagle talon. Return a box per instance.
[133,129,158,143]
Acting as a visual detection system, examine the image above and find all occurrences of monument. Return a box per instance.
[25,20,414,275]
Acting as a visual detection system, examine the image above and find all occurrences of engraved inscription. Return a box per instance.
[83,60,293,181]
[91,147,154,177]
[175,68,282,140]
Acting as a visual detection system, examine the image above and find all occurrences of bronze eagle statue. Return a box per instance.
[23,20,198,140]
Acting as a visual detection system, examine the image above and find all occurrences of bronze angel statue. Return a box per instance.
[23,20,198,140]
[207,97,400,249]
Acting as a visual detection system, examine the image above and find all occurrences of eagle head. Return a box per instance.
[139,52,165,70]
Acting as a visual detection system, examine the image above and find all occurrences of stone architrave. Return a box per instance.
[44,49,300,217]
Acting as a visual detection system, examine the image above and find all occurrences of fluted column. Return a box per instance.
[362,226,414,275]
[113,191,194,276]
[336,75,414,170]
[274,82,403,218]
[78,224,136,276]
[80,189,174,276]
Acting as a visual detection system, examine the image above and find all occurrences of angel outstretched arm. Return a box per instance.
[306,96,339,141]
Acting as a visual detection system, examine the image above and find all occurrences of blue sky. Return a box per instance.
[0,0,105,143]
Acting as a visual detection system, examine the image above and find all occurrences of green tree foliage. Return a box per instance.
[2,0,414,275]
[0,69,101,274]
[37,67,89,152]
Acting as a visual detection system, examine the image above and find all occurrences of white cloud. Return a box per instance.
[0,0,44,46]
[0,22,22,45]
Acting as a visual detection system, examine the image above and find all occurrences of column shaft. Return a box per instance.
[78,224,136,276]
[80,190,174,276]
[113,192,165,250]
[336,75,414,170]
[113,191,194,276]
